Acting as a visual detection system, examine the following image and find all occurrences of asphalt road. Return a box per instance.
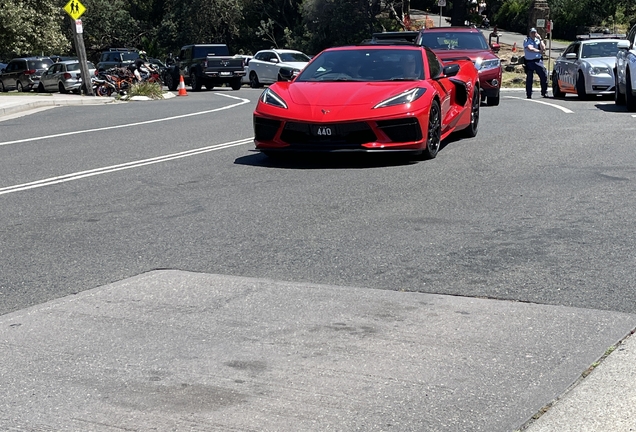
[1,88,636,316]
[2,88,636,431]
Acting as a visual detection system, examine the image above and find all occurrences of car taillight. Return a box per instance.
[24,69,36,75]
[63,73,71,80]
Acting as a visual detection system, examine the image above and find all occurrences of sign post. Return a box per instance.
[438,0,446,27]
[63,0,93,96]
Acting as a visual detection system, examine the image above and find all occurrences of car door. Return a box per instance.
[4,60,21,88]
[562,42,580,92]
[261,52,278,83]
[425,50,453,131]
[250,51,268,82]
[41,64,57,91]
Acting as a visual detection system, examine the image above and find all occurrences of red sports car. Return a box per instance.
[253,44,480,160]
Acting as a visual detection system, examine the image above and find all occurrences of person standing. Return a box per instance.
[523,28,548,99]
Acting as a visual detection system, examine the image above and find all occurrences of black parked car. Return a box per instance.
[96,48,140,72]
[0,57,54,92]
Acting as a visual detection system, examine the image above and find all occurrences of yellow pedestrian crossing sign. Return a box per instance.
[64,0,86,20]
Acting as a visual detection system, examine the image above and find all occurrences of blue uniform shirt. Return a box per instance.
[523,36,543,60]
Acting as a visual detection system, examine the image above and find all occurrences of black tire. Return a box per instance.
[165,73,177,91]
[190,72,202,91]
[626,71,636,112]
[421,100,441,160]
[486,93,499,106]
[230,78,242,90]
[16,81,24,92]
[0,80,6,92]
[58,82,67,94]
[37,82,45,93]
[552,72,564,98]
[615,73,626,105]
[576,71,589,100]
[462,88,480,138]
[250,72,262,88]
[205,84,214,90]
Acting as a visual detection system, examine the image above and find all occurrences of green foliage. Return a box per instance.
[125,81,164,99]
[493,0,531,34]
[0,0,70,58]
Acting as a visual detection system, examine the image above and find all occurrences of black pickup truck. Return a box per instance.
[164,44,245,91]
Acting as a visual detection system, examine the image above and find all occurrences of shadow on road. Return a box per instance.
[234,151,424,169]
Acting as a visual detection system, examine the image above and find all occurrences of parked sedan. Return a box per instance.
[248,49,310,88]
[38,60,96,93]
[552,38,623,99]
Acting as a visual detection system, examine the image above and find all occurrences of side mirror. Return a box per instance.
[490,43,501,52]
[442,63,460,78]
[565,53,577,60]
[617,40,630,50]
[270,58,279,64]
[277,68,294,81]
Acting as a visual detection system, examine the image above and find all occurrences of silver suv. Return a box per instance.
[0,57,54,92]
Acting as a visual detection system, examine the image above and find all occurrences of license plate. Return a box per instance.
[220,72,231,76]
[310,125,335,137]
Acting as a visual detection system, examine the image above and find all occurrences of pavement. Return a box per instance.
[2,31,636,432]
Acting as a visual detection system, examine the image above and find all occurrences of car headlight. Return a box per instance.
[373,88,427,109]
[260,88,288,109]
[474,57,501,71]
[589,66,611,75]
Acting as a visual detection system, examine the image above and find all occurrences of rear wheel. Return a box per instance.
[58,82,67,94]
[421,100,441,160]
[16,81,24,92]
[250,72,262,88]
[190,73,202,91]
[165,73,177,91]
[0,80,6,92]
[230,78,242,90]
[552,72,564,98]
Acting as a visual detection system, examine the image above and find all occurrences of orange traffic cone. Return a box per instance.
[177,75,188,96]
[512,42,517,52]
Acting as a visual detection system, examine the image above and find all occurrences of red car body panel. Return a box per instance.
[253,45,479,155]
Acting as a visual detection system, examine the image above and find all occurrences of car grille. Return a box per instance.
[376,118,422,142]
[280,121,376,149]
[254,117,281,141]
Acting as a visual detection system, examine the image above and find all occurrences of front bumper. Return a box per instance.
[585,73,615,95]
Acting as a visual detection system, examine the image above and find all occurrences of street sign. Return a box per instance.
[64,0,86,20]
[75,19,83,34]
[536,19,546,28]
[438,0,446,6]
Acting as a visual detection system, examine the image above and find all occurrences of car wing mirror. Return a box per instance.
[270,58,279,64]
[441,63,460,78]
[617,40,630,50]
[565,53,577,60]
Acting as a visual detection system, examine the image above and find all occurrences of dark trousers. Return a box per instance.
[526,59,548,97]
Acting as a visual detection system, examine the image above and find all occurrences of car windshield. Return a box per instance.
[28,59,53,69]
[419,31,489,50]
[580,41,619,58]
[296,49,425,82]
[279,52,310,62]
[122,52,139,61]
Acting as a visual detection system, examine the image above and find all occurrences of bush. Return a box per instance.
[125,81,164,100]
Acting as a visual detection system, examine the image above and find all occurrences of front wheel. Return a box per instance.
[165,73,177,91]
[462,87,480,138]
[37,82,45,93]
[576,71,589,100]
[421,100,441,160]
[615,74,626,105]
[552,72,564,98]
[626,71,636,112]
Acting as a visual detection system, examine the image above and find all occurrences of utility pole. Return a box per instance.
[64,0,93,96]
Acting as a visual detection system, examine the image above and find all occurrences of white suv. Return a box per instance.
[615,24,636,110]
[247,49,310,88]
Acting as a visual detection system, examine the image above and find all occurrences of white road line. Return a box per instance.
[0,137,254,196]
[0,93,251,147]
[632,115,636,118]
[504,96,574,113]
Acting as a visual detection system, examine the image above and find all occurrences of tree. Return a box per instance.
[0,0,70,58]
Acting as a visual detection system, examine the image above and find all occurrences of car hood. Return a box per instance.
[433,49,498,62]
[583,57,616,67]
[265,81,432,121]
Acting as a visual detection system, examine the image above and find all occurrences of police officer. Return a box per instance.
[523,28,548,99]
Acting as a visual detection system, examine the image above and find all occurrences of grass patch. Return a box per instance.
[124,82,164,100]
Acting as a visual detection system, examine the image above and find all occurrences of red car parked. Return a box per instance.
[253,44,480,160]
[416,27,502,106]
